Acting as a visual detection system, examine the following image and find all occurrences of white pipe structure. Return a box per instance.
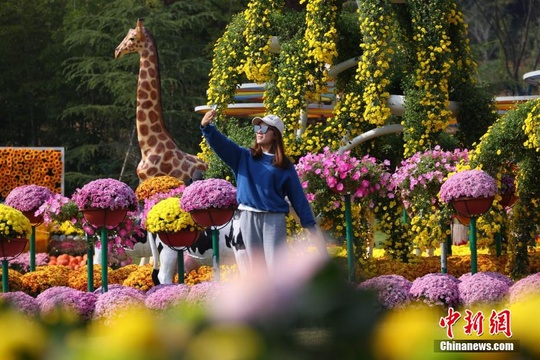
[327,57,360,78]
[296,109,309,137]
[338,124,404,154]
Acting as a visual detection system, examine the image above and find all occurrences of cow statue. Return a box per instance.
[152,212,248,284]
[98,211,248,284]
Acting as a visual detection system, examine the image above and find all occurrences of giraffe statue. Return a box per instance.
[114,19,207,182]
[114,19,221,284]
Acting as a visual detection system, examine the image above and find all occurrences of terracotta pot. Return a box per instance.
[82,208,128,228]
[499,192,518,208]
[0,238,28,258]
[190,208,235,228]
[158,230,200,249]
[455,214,470,226]
[451,196,494,218]
[23,210,43,226]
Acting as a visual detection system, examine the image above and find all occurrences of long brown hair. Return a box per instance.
[250,126,291,169]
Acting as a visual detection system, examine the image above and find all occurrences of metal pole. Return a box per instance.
[2,259,9,292]
[87,234,94,292]
[440,242,447,274]
[469,217,478,274]
[344,194,354,282]
[101,227,108,292]
[212,228,220,281]
[178,249,185,284]
[30,226,36,271]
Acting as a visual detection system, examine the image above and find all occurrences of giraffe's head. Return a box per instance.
[114,18,147,59]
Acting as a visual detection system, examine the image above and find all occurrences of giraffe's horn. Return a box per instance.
[136,18,146,42]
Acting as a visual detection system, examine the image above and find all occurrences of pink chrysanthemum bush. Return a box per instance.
[93,285,146,321]
[390,146,468,214]
[440,169,497,203]
[457,272,510,307]
[72,178,137,211]
[180,178,238,212]
[37,286,98,321]
[5,184,53,213]
[296,146,393,212]
[357,274,412,310]
[0,291,40,316]
[145,284,191,310]
[508,273,540,304]
[409,273,461,308]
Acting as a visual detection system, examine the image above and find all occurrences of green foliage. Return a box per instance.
[471,99,540,278]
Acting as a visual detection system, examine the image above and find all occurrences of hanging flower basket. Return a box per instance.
[0,238,29,259]
[440,169,497,218]
[145,197,204,236]
[499,192,518,209]
[81,207,128,229]
[451,196,495,218]
[455,214,470,227]
[158,230,200,249]
[5,185,53,226]
[72,178,137,229]
[499,174,518,208]
[22,211,44,226]
[190,208,236,228]
[0,204,31,241]
[181,178,238,227]
[296,147,393,208]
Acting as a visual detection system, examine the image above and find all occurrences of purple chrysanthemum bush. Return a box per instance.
[458,273,510,307]
[1,270,534,320]
[0,281,222,321]
[508,273,540,304]
[357,274,412,309]
[409,273,461,308]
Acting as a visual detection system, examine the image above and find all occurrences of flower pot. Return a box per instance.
[456,214,470,226]
[0,238,28,258]
[158,231,200,249]
[82,208,128,228]
[451,196,494,218]
[190,208,235,228]
[23,210,43,226]
[499,192,518,208]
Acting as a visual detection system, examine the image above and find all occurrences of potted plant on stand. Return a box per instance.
[0,204,31,292]
[390,146,468,271]
[181,178,238,281]
[296,146,393,281]
[440,169,497,274]
[72,178,137,292]
[146,197,205,284]
[5,184,53,271]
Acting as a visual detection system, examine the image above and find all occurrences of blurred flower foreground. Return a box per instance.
[1,244,540,360]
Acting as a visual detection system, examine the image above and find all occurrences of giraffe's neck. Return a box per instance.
[136,40,174,155]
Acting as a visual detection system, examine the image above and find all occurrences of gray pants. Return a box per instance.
[239,210,287,273]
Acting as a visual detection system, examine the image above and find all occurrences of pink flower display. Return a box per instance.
[5,184,53,212]
[439,169,497,203]
[357,274,412,310]
[180,178,238,212]
[390,146,468,211]
[72,178,137,211]
[296,147,393,208]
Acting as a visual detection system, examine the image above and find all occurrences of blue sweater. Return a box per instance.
[201,125,316,229]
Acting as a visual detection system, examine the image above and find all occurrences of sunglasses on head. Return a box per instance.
[254,125,272,134]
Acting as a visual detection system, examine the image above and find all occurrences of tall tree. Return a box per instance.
[59,0,239,193]
[462,0,540,95]
[0,0,70,146]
